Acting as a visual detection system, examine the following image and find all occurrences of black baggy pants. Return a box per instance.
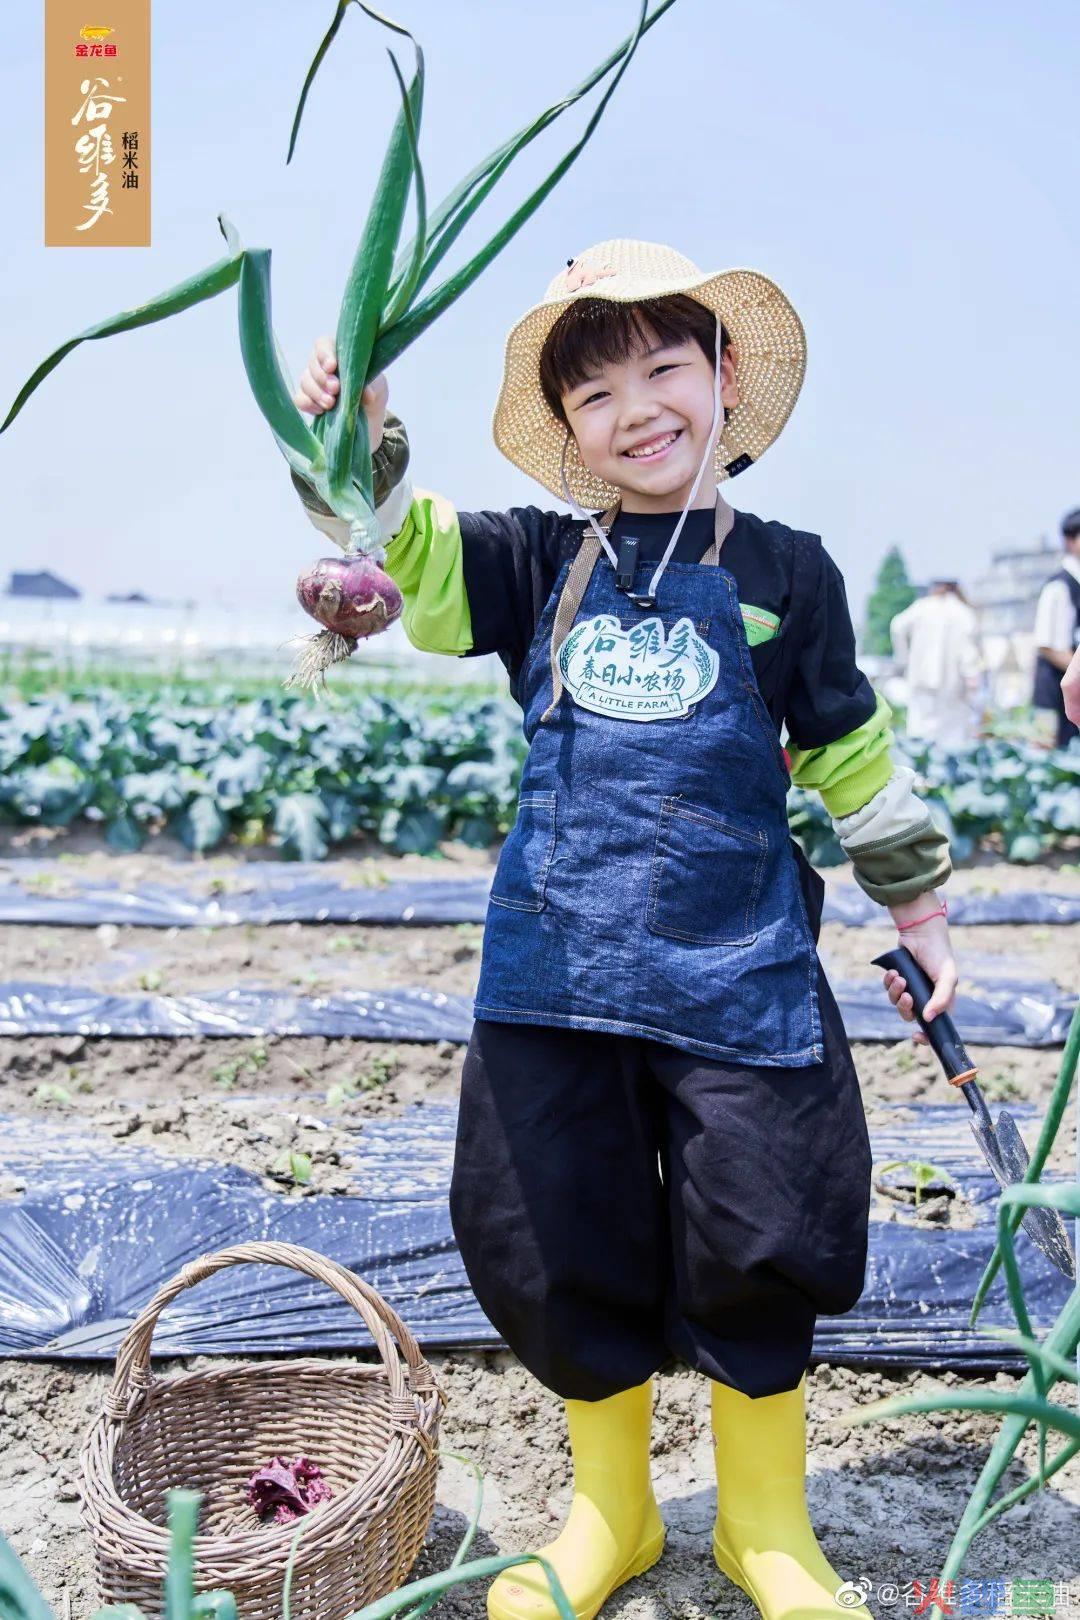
[449,973,872,1402]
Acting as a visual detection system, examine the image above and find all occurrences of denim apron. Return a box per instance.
[473,494,823,1067]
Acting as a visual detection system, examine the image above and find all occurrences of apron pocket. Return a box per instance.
[489,790,557,912]
[646,795,766,945]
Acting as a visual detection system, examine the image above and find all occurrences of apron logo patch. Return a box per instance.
[559,613,719,721]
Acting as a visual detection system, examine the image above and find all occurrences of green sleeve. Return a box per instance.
[382,490,474,657]
[787,691,895,816]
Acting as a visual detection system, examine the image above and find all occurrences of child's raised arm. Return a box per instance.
[287,335,471,657]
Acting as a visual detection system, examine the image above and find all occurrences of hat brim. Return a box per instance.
[492,267,806,509]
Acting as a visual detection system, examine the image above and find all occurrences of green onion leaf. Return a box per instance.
[385,0,677,305]
[379,45,428,331]
[1,215,244,436]
[969,1001,1080,1325]
[287,0,351,165]
[325,6,423,510]
[238,248,325,466]
[370,0,650,377]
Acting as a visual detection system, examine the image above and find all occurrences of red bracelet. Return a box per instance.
[897,899,948,932]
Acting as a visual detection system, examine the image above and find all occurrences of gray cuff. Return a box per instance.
[289,411,410,516]
[848,815,954,906]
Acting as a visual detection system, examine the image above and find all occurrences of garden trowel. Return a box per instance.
[873,945,1075,1280]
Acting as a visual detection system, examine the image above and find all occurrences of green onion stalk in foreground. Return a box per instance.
[1,0,678,686]
[0,1461,580,1620]
[840,1002,1080,1620]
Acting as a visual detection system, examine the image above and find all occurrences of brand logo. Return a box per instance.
[76,22,116,56]
[46,0,149,245]
[559,612,719,721]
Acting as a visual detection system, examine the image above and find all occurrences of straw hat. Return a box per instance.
[492,239,807,510]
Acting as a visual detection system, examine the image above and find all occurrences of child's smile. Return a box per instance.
[621,427,684,461]
[562,328,739,514]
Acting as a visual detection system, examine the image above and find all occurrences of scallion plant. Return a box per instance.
[840,1002,1080,1618]
[2,0,678,686]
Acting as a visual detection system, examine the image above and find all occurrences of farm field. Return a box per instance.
[1,845,1078,1615]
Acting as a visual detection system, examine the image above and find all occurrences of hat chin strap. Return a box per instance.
[558,319,726,597]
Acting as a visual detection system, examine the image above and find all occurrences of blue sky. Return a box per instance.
[5,0,1078,616]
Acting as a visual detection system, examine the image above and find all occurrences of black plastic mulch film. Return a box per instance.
[0,1102,1072,1371]
[0,979,1073,1046]
[1,863,1077,929]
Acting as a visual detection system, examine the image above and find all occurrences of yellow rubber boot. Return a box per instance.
[487,1379,665,1620]
[711,1375,874,1620]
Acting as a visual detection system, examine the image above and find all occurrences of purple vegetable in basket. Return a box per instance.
[246,1454,333,1525]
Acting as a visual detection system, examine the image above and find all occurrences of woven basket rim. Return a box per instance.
[80,1357,442,1577]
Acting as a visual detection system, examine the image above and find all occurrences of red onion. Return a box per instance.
[296,555,403,639]
[287,554,404,690]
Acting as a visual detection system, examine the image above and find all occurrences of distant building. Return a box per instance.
[968,538,1062,636]
[5,570,81,600]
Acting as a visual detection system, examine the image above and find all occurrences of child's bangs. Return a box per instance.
[538,295,719,423]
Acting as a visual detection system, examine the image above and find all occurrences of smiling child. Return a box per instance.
[291,239,957,1620]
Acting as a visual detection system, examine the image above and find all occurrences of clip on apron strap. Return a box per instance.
[540,495,737,725]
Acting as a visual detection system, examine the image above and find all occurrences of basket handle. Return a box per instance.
[105,1241,435,1422]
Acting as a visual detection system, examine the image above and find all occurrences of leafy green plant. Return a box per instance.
[327,1057,397,1105]
[325,1079,360,1107]
[1,691,1075,863]
[269,1147,315,1187]
[979,1069,1023,1103]
[211,1045,269,1090]
[32,1082,72,1107]
[361,1055,397,1091]
[875,1159,956,1208]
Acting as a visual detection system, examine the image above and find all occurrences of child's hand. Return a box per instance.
[1062,644,1080,725]
[292,335,388,454]
[881,895,958,1046]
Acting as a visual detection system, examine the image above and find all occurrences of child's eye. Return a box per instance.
[651,364,679,377]
[580,390,608,406]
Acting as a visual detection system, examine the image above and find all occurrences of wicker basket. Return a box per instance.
[79,1241,445,1620]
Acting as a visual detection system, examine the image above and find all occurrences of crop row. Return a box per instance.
[1,691,1077,862]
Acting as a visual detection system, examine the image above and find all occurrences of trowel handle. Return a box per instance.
[872,946,978,1086]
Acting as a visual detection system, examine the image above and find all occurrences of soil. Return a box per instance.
[1,848,1078,1613]
[5,1357,1080,1617]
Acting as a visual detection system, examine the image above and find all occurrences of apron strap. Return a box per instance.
[539,494,735,726]
[766,530,822,732]
[701,493,735,565]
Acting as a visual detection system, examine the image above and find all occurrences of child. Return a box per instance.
[292,240,957,1620]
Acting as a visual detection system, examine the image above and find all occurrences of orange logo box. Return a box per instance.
[45,0,150,246]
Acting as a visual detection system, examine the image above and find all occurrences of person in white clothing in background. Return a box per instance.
[1032,508,1080,747]
[889,581,984,748]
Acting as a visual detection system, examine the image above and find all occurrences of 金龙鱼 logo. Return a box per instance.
[76,23,116,57]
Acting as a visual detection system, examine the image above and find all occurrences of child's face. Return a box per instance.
[560,325,739,513]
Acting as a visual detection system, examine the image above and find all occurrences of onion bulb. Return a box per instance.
[286,554,404,690]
